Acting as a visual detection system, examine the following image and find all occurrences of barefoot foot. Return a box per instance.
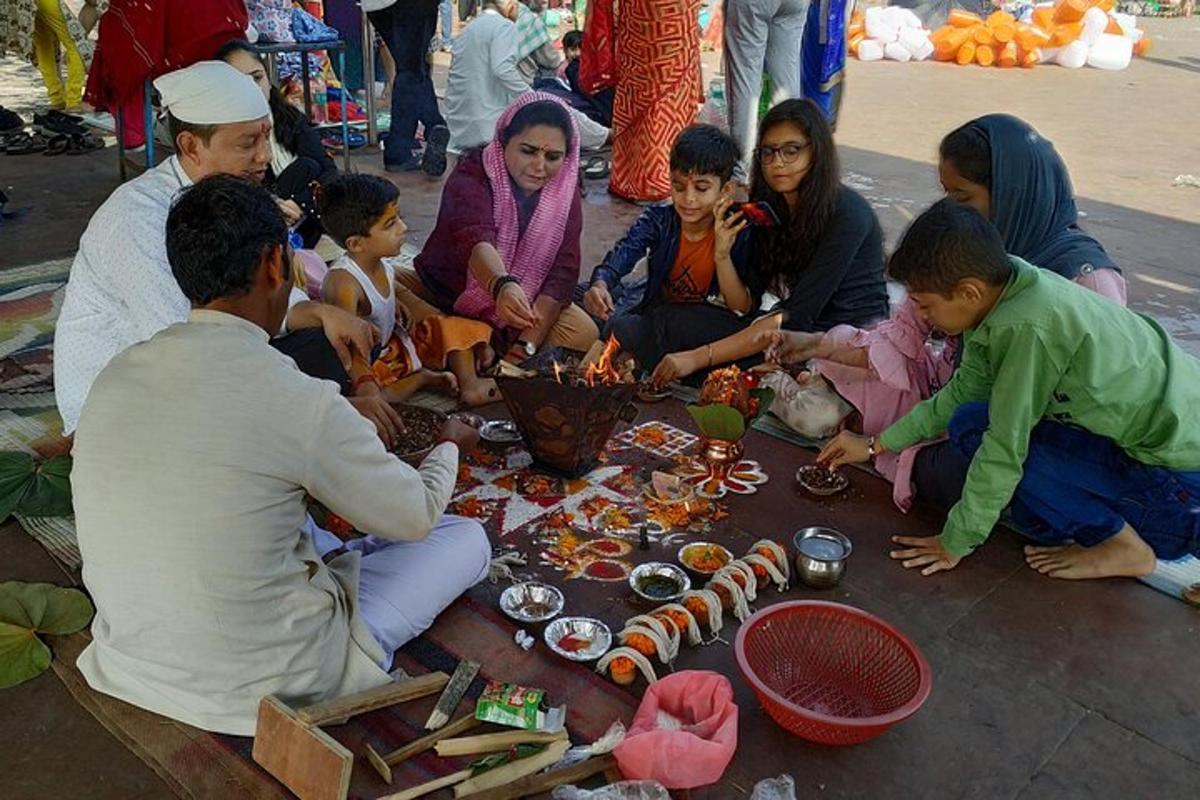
[428,370,458,396]
[460,377,498,407]
[1023,525,1155,580]
[476,344,496,373]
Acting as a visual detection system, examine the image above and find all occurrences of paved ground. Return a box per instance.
[1,15,1198,799]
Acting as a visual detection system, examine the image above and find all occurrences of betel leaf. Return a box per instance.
[686,403,747,441]
[0,452,73,523]
[0,582,94,689]
[749,386,777,423]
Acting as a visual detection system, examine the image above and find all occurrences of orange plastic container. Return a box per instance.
[849,32,865,57]
[1051,21,1084,45]
[949,9,983,27]
[934,28,971,61]
[1098,0,1116,10]
[998,40,1018,67]
[1031,7,1056,31]
[1104,17,1123,34]
[987,10,1016,41]
[973,26,995,45]
[1053,0,1088,24]
[957,40,977,64]
[1015,23,1053,50]
[849,21,864,37]
[975,43,996,66]
[1021,48,1041,68]
[1134,36,1152,56]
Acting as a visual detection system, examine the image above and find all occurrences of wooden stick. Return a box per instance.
[366,714,483,784]
[378,768,472,800]
[465,754,619,800]
[435,728,568,758]
[297,672,449,726]
[454,740,572,798]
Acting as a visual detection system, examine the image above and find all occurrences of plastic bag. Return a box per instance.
[612,671,738,789]
[760,371,852,440]
[749,774,797,800]
[552,781,670,800]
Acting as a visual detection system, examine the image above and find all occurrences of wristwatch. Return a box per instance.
[517,339,537,358]
[866,435,878,460]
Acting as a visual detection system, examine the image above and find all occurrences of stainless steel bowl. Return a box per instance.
[676,541,734,580]
[499,581,565,623]
[543,616,613,662]
[628,561,691,603]
[480,419,522,446]
[793,527,853,589]
[795,465,850,497]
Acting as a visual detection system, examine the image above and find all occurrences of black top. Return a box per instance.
[750,186,888,332]
[268,114,338,185]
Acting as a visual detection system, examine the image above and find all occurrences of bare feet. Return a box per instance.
[426,370,458,396]
[476,344,496,373]
[460,376,498,407]
[1184,583,1200,608]
[1024,524,1156,580]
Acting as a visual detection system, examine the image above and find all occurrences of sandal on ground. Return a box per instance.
[583,155,611,180]
[66,131,104,154]
[43,134,70,156]
[0,106,23,132]
[5,132,47,155]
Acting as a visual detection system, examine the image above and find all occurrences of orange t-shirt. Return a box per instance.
[664,229,717,303]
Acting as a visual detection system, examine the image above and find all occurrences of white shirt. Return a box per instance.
[54,156,306,433]
[72,310,460,736]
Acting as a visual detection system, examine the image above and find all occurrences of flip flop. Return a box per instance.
[43,134,70,156]
[5,132,47,155]
[0,106,23,132]
[65,131,104,154]
[583,156,611,180]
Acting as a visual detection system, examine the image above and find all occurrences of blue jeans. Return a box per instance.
[440,0,454,46]
[369,0,445,165]
[949,402,1200,560]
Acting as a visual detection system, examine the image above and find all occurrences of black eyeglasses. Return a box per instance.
[756,142,811,165]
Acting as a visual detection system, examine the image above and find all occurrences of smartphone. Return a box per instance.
[726,201,780,227]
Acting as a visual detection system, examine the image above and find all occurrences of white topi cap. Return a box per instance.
[153,60,270,126]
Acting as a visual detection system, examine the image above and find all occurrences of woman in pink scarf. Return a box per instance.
[403,93,599,405]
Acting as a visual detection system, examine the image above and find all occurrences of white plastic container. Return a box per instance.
[898,26,930,54]
[900,9,924,29]
[865,7,899,43]
[857,39,884,61]
[911,38,936,61]
[1087,33,1133,70]
[884,41,913,61]
[882,6,909,29]
[1110,11,1137,36]
[1056,40,1089,69]
[1080,7,1109,46]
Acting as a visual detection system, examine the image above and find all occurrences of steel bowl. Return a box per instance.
[543,616,613,662]
[450,412,485,430]
[629,561,691,603]
[793,527,853,589]
[480,419,522,447]
[499,581,565,623]
[796,465,850,497]
[676,541,734,580]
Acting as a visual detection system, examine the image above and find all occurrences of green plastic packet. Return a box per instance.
[475,681,565,732]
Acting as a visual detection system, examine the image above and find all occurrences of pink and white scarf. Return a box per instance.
[453,92,580,327]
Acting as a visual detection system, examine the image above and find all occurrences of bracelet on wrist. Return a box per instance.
[491,275,520,301]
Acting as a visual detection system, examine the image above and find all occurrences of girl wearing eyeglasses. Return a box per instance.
[651,98,888,387]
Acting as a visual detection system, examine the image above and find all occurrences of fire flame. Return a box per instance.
[552,360,563,384]
[584,334,623,387]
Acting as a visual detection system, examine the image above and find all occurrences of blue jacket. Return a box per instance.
[589,205,757,313]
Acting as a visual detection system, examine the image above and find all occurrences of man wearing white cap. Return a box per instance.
[54,61,404,444]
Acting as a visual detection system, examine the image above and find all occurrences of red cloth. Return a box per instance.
[578,0,617,94]
[85,0,249,111]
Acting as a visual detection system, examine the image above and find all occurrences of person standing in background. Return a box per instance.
[440,0,456,50]
[0,0,93,112]
[363,0,451,175]
[724,0,807,175]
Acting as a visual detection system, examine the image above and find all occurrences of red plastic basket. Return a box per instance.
[734,600,932,745]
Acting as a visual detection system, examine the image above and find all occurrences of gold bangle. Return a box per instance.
[706,343,713,367]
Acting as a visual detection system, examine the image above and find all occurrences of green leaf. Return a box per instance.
[749,387,777,423]
[686,403,747,440]
[0,452,34,524]
[17,455,73,517]
[470,743,547,776]
[0,582,93,635]
[0,621,51,689]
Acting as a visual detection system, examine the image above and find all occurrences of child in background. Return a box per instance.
[561,29,583,63]
[316,175,491,403]
[820,199,1200,582]
[582,124,755,374]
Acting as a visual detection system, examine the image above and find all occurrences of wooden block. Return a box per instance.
[465,755,619,800]
[297,672,448,726]
[453,740,572,798]
[436,728,568,758]
[252,696,353,800]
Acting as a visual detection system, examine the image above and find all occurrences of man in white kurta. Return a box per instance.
[444,1,609,154]
[54,61,399,443]
[72,175,491,736]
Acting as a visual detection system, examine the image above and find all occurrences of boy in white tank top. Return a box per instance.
[317,175,489,403]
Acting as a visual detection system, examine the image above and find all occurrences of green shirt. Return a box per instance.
[880,257,1200,557]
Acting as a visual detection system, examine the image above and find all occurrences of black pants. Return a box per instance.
[911,440,971,511]
[271,328,351,395]
[272,157,326,248]
[609,303,753,378]
[369,0,445,166]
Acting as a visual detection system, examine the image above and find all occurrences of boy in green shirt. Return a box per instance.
[820,199,1200,581]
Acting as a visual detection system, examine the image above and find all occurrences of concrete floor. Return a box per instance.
[1,15,1199,799]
